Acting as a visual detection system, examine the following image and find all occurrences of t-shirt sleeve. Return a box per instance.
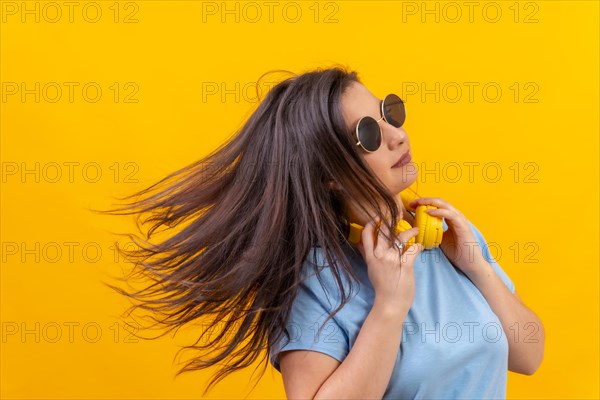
[468,220,516,294]
[269,264,350,373]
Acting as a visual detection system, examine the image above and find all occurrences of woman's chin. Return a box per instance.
[395,166,418,191]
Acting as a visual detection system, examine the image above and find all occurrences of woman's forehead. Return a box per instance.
[341,82,382,126]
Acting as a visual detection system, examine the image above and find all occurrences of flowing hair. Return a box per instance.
[95,64,403,396]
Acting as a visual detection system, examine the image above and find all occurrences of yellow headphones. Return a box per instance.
[344,184,443,250]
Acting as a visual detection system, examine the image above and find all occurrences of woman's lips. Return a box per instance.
[391,151,412,168]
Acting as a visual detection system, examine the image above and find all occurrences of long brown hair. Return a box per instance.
[95,65,403,395]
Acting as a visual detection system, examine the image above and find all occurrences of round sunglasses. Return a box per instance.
[354,93,406,153]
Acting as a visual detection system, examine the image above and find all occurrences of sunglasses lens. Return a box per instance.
[357,117,381,152]
[383,94,406,128]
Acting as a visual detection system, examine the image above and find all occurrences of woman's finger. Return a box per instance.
[361,217,378,257]
[392,226,420,254]
[409,197,456,212]
[409,197,442,207]
[397,226,420,243]
[426,207,470,231]
[376,217,394,251]
[425,207,455,221]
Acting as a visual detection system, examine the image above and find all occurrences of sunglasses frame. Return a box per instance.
[354,93,406,153]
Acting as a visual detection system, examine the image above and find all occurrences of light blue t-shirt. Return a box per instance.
[269,216,516,399]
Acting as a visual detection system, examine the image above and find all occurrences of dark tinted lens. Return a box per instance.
[357,116,381,152]
[382,94,406,128]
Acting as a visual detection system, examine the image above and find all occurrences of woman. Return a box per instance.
[101,66,544,399]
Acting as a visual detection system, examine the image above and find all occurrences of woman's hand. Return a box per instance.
[408,197,487,276]
[357,215,424,315]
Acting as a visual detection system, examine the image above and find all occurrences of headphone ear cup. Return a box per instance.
[348,222,363,245]
[414,205,443,249]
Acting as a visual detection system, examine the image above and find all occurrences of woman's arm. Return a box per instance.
[407,196,545,375]
[313,300,406,399]
[466,262,545,375]
[279,299,406,399]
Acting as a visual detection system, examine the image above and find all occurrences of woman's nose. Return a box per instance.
[382,124,407,147]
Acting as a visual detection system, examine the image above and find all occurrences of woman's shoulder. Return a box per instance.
[456,216,517,294]
[298,244,362,310]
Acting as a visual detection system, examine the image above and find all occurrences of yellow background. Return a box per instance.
[1,0,598,398]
